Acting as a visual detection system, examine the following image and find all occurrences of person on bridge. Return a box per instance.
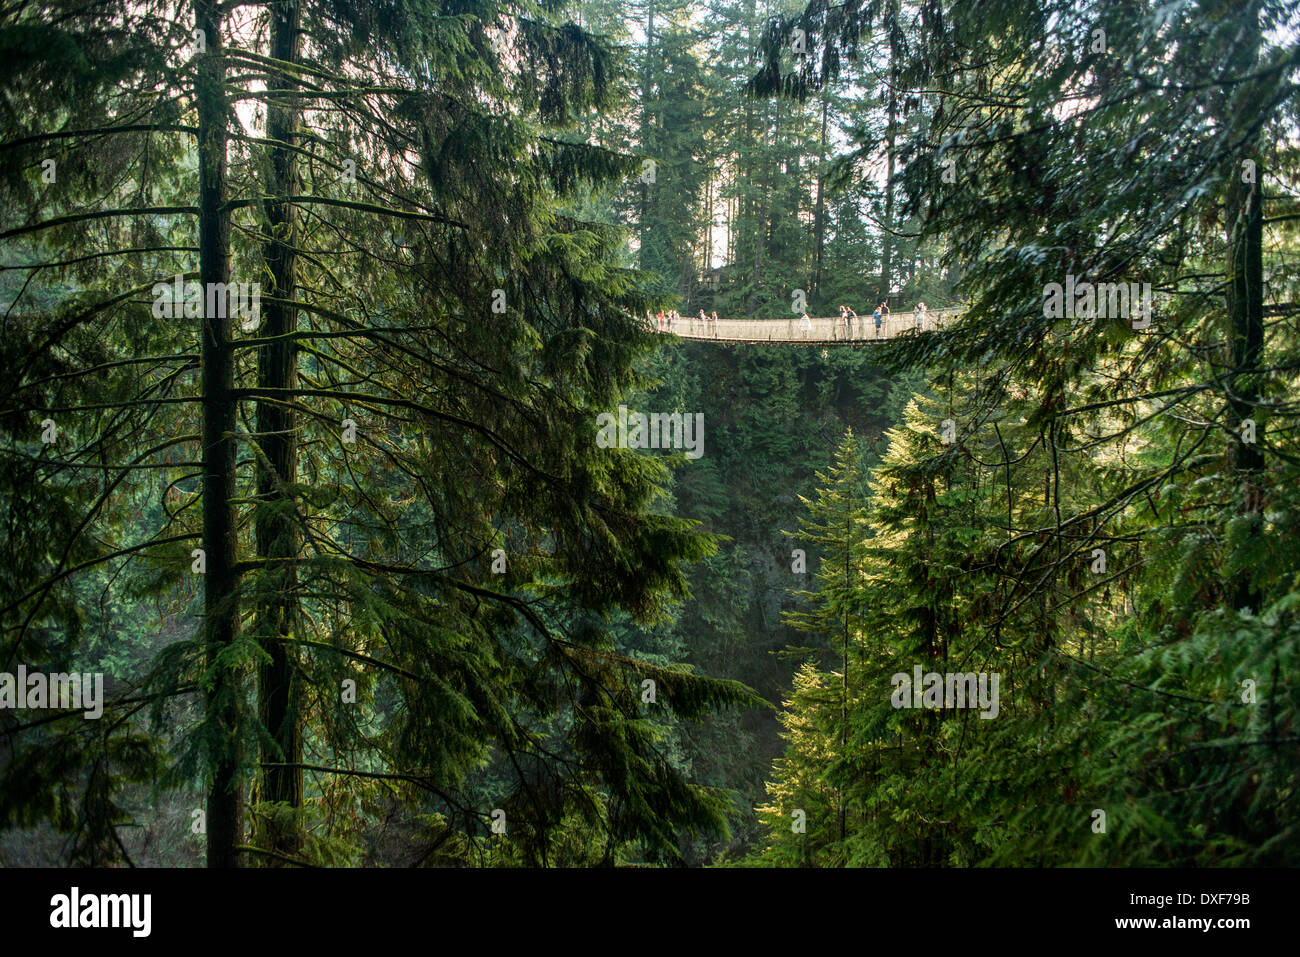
[839,305,857,338]
[915,301,927,329]
[711,311,719,337]
[872,305,882,337]
[799,311,812,335]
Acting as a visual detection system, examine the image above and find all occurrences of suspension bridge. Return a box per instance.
[651,306,962,344]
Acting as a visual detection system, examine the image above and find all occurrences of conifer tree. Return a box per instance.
[781,428,867,842]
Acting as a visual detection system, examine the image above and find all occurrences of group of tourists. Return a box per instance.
[648,309,719,334]
[649,309,679,331]
[837,299,928,337]
[823,300,892,338]
[793,298,925,338]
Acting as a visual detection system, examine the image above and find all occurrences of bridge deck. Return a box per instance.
[652,307,960,344]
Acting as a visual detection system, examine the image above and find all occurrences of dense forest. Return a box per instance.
[1,0,1297,870]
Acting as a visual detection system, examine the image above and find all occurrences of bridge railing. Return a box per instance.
[653,307,963,342]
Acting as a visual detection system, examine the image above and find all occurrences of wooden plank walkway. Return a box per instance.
[651,307,962,344]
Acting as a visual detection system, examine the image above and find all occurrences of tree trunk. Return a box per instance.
[811,92,829,298]
[839,493,850,843]
[255,0,304,863]
[880,35,897,300]
[196,0,242,868]
[754,98,772,306]
[1224,8,1264,614]
[638,2,654,266]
